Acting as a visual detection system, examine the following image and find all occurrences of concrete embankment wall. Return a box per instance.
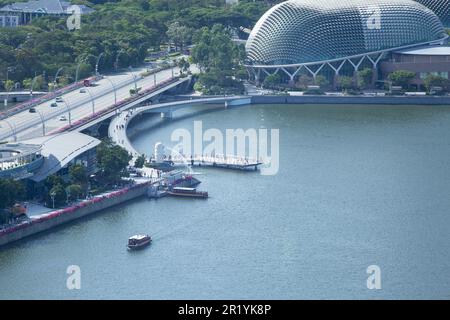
[251,95,450,105]
[0,183,149,247]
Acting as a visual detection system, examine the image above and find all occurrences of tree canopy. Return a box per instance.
[191,24,245,95]
[388,70,416,89]
[0,178,25,210]
[0,0,275,90]
[96,138,132,184]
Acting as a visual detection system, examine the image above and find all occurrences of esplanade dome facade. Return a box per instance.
[415,0,450,27]
[245,0,447,67]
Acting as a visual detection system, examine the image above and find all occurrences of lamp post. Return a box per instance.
[4,86,12,108]
[129,66,137,92]
[35,109,46,136]
[114,49,125,72]
[137,43,146,65]
[6,66,14,83]
[105,77,117,104]
[53,67,64,91]
[95,52,105,77]
[2,119,17,142]
[75,58,86,83]
[50,191,56,209]
[66,188,71,205]
[85,87,95,115]
[30,74,39,99]
[62,100,72,126]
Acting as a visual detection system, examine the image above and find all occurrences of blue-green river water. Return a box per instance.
[1,104,450,299]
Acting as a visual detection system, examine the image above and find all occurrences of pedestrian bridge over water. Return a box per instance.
[108,96,255,167]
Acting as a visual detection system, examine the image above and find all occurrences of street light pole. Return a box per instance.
[75,58,86,83]
[35,109,46,136]
[53,67,64,91]
[62,100,72,126]
[6,66,14,83]
[95,52,105,77]
[115,49,125,72]
[30,74,39,99]
[85,87,95,115]
[129,66,137,93]
[105,77,117,104]
[2,119,17,142]
[137,43,146,66]
[50,191,56,209]
[66,188,71,205]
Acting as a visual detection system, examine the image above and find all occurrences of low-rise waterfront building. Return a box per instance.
[381,46,450,89]
[0,0,93,28]
[0,132,100,182]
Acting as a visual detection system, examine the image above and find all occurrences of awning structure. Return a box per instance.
[21,132,100,182]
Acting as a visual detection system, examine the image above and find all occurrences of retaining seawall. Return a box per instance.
[251,95,450,105]
[0,182,150,247]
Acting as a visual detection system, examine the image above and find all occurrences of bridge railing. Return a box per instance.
[49,77,181,135]
[166,153,262,166]
[0,75,102,121]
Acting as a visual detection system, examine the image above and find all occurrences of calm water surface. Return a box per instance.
[1,104,450,299]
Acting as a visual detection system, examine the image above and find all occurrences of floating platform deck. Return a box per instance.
[155,155,263,171]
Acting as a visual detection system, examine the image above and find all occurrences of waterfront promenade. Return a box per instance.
[0,180,152,246]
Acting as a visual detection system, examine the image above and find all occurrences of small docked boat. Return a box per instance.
[127,235,152,250]
[168,187,208,199]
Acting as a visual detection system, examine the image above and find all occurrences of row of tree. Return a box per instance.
[0,178,25,224]
[43,138,132,208]
[261,68,450,93]
[191,24,246,95]
[262,68,375,91]
[0,0,274,90]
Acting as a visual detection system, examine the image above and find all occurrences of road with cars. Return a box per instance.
[0,65,181,142]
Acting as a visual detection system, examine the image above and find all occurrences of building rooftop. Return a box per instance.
[21,132,100,182]
[395,46,450,56]
[0,142,42,163]
[0,0,93,14]
[246,0,446,66]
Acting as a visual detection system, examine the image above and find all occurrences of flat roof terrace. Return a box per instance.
[395,46,450,56]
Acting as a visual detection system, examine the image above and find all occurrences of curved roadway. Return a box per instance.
[0,66,181,142]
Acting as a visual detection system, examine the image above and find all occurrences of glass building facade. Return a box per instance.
[246,0,447,66]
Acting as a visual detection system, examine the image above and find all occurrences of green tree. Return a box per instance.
[134,154,146,169]
[3,79,15,91]
[262,74,281,89]
[48,184,66,208]
[338,76,354,91]
[191,24,245,95]
[96,139,132,184]
[298,74,313,89]
[22,75,45,91]
[0,179,25,210]
[166,22,194,51]
[177,57,190,75]
[388,70,416,89]
[423,74,449,93]
[66,184,83,202]
[45,174,65,191]
[357,68,373,89]
[315,75,329,88]
[69,164,88,186]
[235,67,248,81]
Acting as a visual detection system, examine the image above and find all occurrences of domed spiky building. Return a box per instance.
[414,0,450,27]
[245,0,449,87]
